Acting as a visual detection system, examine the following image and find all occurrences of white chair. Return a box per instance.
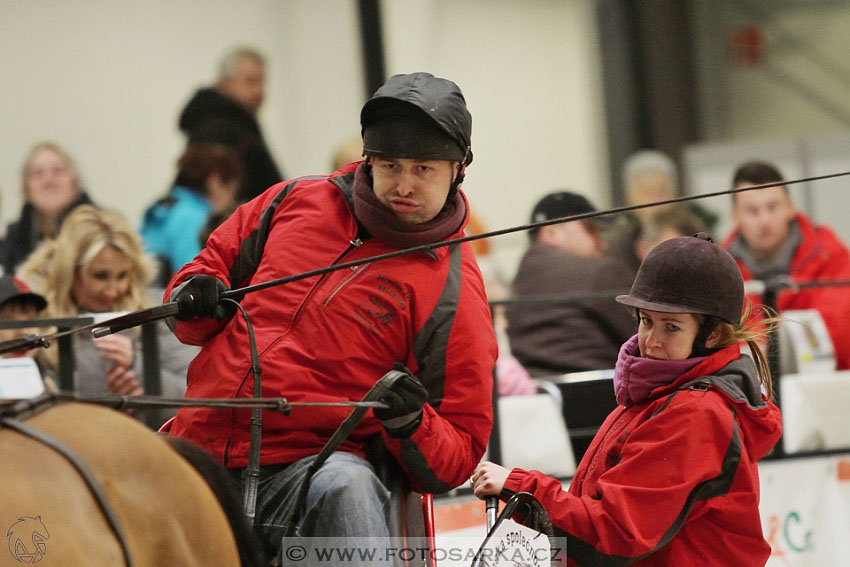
[497,382,577,478]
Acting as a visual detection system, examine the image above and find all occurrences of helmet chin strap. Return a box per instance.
[448,146,471,197]
[449,164,465,197]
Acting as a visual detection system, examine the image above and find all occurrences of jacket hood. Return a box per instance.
[678,354,783,461]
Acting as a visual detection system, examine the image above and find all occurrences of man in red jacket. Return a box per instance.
[723,160,850,369]
[166,72,497,563]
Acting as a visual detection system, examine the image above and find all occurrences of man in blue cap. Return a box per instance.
[164,73,497,563]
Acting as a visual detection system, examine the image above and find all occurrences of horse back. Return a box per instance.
[0,402,242,567]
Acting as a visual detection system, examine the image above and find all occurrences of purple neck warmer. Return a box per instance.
[352,163,467,248]
[613,335,708,407]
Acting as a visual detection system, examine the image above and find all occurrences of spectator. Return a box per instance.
[141,143,242,285]
[634,204,708,261]
[606,150,717,276]
[473,234,782,566]
[1,142,95,275]
[18,206,196,404]
[506,191,634,376]
[723,160,850,370]
[164,72,497,563]
[178,46,283,203]
[0,275,56,389]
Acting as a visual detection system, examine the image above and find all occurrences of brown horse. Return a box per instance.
[0,398,264,566]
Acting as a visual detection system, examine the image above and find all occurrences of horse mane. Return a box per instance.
[163,436,267,567]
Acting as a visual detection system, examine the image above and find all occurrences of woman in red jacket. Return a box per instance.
[473,233,783,566]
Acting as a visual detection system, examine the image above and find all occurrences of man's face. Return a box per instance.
[731,185,795,258]
[218,57,265,115]
[0,302,40,358]
[539,221,605,258]
[370,157,456,224]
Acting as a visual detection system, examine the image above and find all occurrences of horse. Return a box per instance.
[0,395,265,566]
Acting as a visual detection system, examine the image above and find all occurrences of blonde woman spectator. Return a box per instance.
[19,206,196,403]
[1,142,95,274]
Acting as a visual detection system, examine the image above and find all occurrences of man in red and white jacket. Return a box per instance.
[723,160,850,369]
[165,73,497,562]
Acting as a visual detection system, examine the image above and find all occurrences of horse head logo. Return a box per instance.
[6,516,50,564]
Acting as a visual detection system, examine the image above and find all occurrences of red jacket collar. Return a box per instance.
[650,344,742,399]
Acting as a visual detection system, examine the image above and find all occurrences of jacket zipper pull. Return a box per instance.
[350,238,363,247]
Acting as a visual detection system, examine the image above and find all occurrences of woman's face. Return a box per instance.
[25,148,79,218]
[72,246,133,313]
[637,310,701,361]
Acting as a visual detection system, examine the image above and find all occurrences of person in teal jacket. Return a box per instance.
[141,143,241,285]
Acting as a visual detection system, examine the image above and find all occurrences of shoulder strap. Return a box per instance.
[227,177,326,287]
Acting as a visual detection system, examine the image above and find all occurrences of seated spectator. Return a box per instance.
[1,142,95,275]
[634,204,708,261]
[506,191,635,376]
[141,143,242,285]
[0,275,56,389]
[0,275,46,358]
[723,160,850,370]
[19,206,197,403]
[606,150,716,276]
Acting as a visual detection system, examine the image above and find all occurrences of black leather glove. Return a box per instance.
[375,363,429,438]
[173,275,233,321]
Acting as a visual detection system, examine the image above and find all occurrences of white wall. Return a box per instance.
[0,0,609,284]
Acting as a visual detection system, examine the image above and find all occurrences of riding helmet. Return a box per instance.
[616,233,744,325]
[360,72,472,165]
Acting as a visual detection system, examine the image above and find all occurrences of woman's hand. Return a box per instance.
[471,461,511,499]
[106,365,143,396]
[93,334,134,370]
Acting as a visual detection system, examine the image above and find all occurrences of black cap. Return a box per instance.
[361,72,472,164]
[0,276,47,312]
[530,191,602,224]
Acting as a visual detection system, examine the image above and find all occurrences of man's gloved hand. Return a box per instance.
[375,363,429,438]
[173,275,233,321]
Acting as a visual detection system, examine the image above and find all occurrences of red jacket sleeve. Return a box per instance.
[504,395,735,561]
[164,183,290,345]
[382,248,497,493]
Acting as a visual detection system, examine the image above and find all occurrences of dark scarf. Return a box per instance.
[352,163,467,248]
[613,334,708,406]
